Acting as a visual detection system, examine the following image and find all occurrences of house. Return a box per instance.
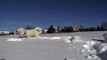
[53,26,60,33]
[72,26,80,32]
[47,25,60,33]
[0,31,10,36]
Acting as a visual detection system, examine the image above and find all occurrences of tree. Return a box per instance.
[56,26,61,32]
[47,25,61,33]
[101,22,107,31]
[66,26,73,32]
[61,26,68,32]
[61,26,74,32]
[47,25,55,33]
[97,25,101,31]
[89,27,96,31]
[9,32,14,35]
[85,28,90,31]
[25,25,34,30]
[79,26,84,31]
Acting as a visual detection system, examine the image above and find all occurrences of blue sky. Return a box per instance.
[0,0,107,31]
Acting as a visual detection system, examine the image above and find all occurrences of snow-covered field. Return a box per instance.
[0,31,107,60]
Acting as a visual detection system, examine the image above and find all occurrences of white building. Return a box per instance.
[0,31,10,35]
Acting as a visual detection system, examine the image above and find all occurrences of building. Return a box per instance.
[0,31,10,36]
[47,25,60,33]
[72,26,80,32]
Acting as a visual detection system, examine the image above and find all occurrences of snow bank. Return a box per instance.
[103,33,107,40]
[69,36,84,43]
[6,38,23,41]
[37,37,61,40]
[82,40,107,54]
[83,41,97,53]
[61,36,72,43]
[68,35,107,60]
[37,36,72,41]
[101,44,107,52]
[69,36,107,54]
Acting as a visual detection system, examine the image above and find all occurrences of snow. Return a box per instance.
[0,31,107,60]
[6,38,23,41]
[38,36,61,40]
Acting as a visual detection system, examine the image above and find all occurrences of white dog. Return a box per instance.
[26,29,40,38]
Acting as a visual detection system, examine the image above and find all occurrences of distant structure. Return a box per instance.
[0,31,10,36]
[101,22,107,30]
[53,26,60,33]
[47,25,60,33]
[72,26,80,32]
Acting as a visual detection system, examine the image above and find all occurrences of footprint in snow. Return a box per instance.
[0,59,5,60]
[64,58,75,60]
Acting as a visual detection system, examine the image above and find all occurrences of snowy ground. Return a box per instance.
[0,31,107,60]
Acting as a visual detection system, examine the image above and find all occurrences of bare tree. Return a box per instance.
[25,25,34,30]
[101,22,107,31]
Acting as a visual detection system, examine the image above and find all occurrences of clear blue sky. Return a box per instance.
[0,0,107,31]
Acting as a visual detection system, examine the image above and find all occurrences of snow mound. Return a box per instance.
[68,35,107,60]
[37,37,61,40]
[6,38,23,41]
[101,44,107,52]
[37,36,72,42]
[69,36,84,43]
[83,41,107,54]
[69,36,107,54]
[83,41,97,53]
[61,36,72,43]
